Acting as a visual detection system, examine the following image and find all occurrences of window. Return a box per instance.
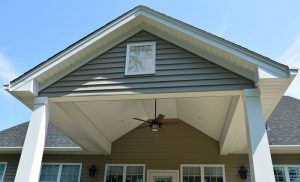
[0,162,7,182]
[39,163,82,182]
[274,165,300,182]
[181,165,225,182]
[104,164,145,182]
[125,42,156,75]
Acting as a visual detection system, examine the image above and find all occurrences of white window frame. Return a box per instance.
[180,164,226,182]
[125,42,156,75]
[39,163,82,182]
[104,164,146,182]
[274,165,300,182]
[0,162,7,182]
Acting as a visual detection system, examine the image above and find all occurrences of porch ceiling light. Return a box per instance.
[151,122,160,132]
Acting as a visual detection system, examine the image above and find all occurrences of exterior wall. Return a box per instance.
[40,31,254,97]
[0,120,299,182]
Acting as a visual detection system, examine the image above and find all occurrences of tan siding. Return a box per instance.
[0,155,19,182]
[40,31,254,97]
[1,121,298,182]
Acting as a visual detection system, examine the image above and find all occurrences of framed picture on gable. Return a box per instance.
[125,42,156,75]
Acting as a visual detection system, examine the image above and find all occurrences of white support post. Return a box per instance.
[14,97,49,182]
[243,89,275,182]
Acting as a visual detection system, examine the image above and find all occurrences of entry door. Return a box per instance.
[147,170,179,182]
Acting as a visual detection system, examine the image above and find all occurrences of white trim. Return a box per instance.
[9,9,139,91]
[0,162,7,182]
[270,145,300,154]
[273,165,300,182]
[139,7,290,78]
[180,164,226,182]
[147,170,179,182]
[8,6,292,93]
[0,147,82,153]
[40,163,82,182]
[125,42,156,75]
[104,164,146,182]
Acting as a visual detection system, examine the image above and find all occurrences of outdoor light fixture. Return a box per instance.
[88,165,97,177]
[238,165,248,180]
[151,122,160,132]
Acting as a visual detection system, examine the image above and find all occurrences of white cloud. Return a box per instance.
[279,34,300,99]
[0,51,19,84]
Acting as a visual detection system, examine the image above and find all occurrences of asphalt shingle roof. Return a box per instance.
[0,122,78,147]
[0,96,299,148]
[267,96,300,145]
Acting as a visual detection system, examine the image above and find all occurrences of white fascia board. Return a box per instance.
[8,9,140,93]
[0,147,82,153]
[139,7,290,78]
[270,145,300,154]
[10,80,39,96]
[8,6,291,94]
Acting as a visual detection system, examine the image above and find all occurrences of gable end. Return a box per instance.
[40,31,254,97]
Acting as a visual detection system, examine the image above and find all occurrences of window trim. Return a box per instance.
[39,162,82,182]
[180,164,226,182]
[0,162,7,182]
[274,165,300,182]
[125,42,156,75]
[104,164,146,182]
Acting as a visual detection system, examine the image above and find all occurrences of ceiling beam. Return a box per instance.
[219,96,240,155]
[50,102,111,154]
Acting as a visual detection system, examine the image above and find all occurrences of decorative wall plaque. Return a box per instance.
[125,42,156,75]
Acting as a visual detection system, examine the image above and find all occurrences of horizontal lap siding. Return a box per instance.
[40,31,254,97]
[1,121,299,182]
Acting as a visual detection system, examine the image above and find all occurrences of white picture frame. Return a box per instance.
[125,42,156,75]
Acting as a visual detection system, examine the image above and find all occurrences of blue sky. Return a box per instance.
[0,1,300,130]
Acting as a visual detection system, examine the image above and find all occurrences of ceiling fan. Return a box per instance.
[133,99,165,132]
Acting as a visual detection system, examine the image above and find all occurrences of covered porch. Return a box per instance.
[5,6,297,182]
[15,89,275,182]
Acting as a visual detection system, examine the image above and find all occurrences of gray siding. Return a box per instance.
[1,120,299,182]
[40,31,254,97]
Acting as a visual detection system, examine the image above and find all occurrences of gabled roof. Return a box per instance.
[0,96,299,154]
[5,6,296,117]
[8,6,289,86]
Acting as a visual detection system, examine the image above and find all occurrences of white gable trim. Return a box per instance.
[9,8,140,92]
[138,7,290,78]
[7,6,296,117]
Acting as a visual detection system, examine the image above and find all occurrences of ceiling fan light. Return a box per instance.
[151,123,160,132]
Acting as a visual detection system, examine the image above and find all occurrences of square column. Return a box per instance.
[14,97,49,182]
[243,89,275,182]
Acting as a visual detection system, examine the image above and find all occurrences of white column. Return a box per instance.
[243,89,275,182]
[15,97,49,182]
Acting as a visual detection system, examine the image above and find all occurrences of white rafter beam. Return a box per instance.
[219,96,240,155]
[53,102,111,154]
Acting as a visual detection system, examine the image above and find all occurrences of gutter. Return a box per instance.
[270,145,300,154]
[0,147,82,154]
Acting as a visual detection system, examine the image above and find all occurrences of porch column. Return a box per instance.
[14,97,49,182]
[243,89,275,182]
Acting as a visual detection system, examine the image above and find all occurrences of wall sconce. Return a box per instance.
[238,165,248,180]
[88,165,97,177]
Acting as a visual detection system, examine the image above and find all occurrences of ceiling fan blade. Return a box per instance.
[156,114,165,123]
[133,118,151,123]
[137,123,150,129]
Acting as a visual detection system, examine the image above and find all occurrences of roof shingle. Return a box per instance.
[267,96,300,145]
[0,122,78,148]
